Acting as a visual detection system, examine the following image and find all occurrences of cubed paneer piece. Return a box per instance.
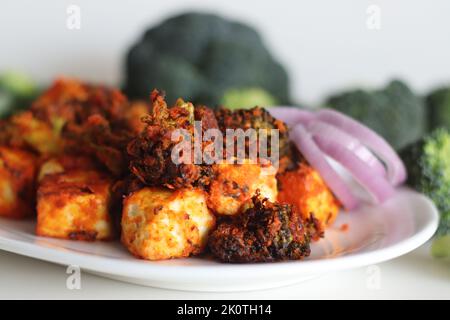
[277,162,341,239]
[0,147,37,218]
[36,170,114,240]
[208,160,278,215]
[122,187,216,260]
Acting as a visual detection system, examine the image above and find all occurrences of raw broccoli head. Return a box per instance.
[325,80,426,150]
[426,86,450,131]
[124,12,290,107]
[400,128,450,257]
[220,87,277,110]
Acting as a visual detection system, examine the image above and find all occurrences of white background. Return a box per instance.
[0,0,449,299]
[1,0,450,105]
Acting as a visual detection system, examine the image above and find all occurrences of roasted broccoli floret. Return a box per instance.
[325,80,426,150]
[400,128,450,257]
[1,78,148,177]
[208,193,311,263]
[124,12,290,107]
[215,107,290,162]
[127,90,216,189]
[426,86,450,132]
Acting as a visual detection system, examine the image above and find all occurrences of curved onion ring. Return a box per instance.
[268,107,315,127]
[305,120,387,177]
[316,109,407,186]
[290,124,359,210]
[313,133,395,203]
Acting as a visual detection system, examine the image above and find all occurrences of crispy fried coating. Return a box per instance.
[0,111,64,155]
[208,193,311,263]
[277,161,341,239]
[194,105,219,131]
[121,187,216,260]
[127,90,217,189]
[2,78,150,176]
[36,158,115,240]
[39,79,147,176]
[67,113,134,176]
[125,101,152,135]
[208,159,277,215]
[215,107,290,162]
[0,147,38,218]
[31,78,128,126]
[37,154,100,181]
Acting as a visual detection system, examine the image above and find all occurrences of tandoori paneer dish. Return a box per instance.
[0,78,341,263]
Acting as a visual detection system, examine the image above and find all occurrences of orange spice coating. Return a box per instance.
[208,159,277,215]
[277,161,341,239]
[36,166,115,241]
[0,147,38,218]
[121,187,216,260]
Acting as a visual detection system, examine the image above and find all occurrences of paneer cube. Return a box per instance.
[207,160,278,215]
[121,187,216,260]
[36,163,115,240]
[0,147,37,218]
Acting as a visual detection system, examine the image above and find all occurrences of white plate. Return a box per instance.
[0,188,439,292]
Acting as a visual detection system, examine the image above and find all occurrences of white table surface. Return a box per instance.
[0,241,448,299]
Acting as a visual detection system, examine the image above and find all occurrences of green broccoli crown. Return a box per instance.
[124,12,290,107]
[0,72,38,97]
[426,86,450,131]
[325,79,426,150]
[401,128,450,238]
[0,72,40,118]
[220,87,277,109]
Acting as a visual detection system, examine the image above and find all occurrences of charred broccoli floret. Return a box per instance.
[1,78,147,177]
[215,107,291,163]
[400,128,450,257]
[127,90,217,189]
[33,78,142,176]
[208,193,311,263]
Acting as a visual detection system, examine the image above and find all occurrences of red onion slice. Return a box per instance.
[305,120,387,177]
[290,124,359,210]
[313,134,395,204]
[316,109,407,186]
[268,107,315,126]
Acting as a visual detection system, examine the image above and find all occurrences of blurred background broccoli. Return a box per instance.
[323,80,426,151]
[401,128,450,258]
[426,86,450,131]
[0,72,40,118]
[124,12,289,108]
